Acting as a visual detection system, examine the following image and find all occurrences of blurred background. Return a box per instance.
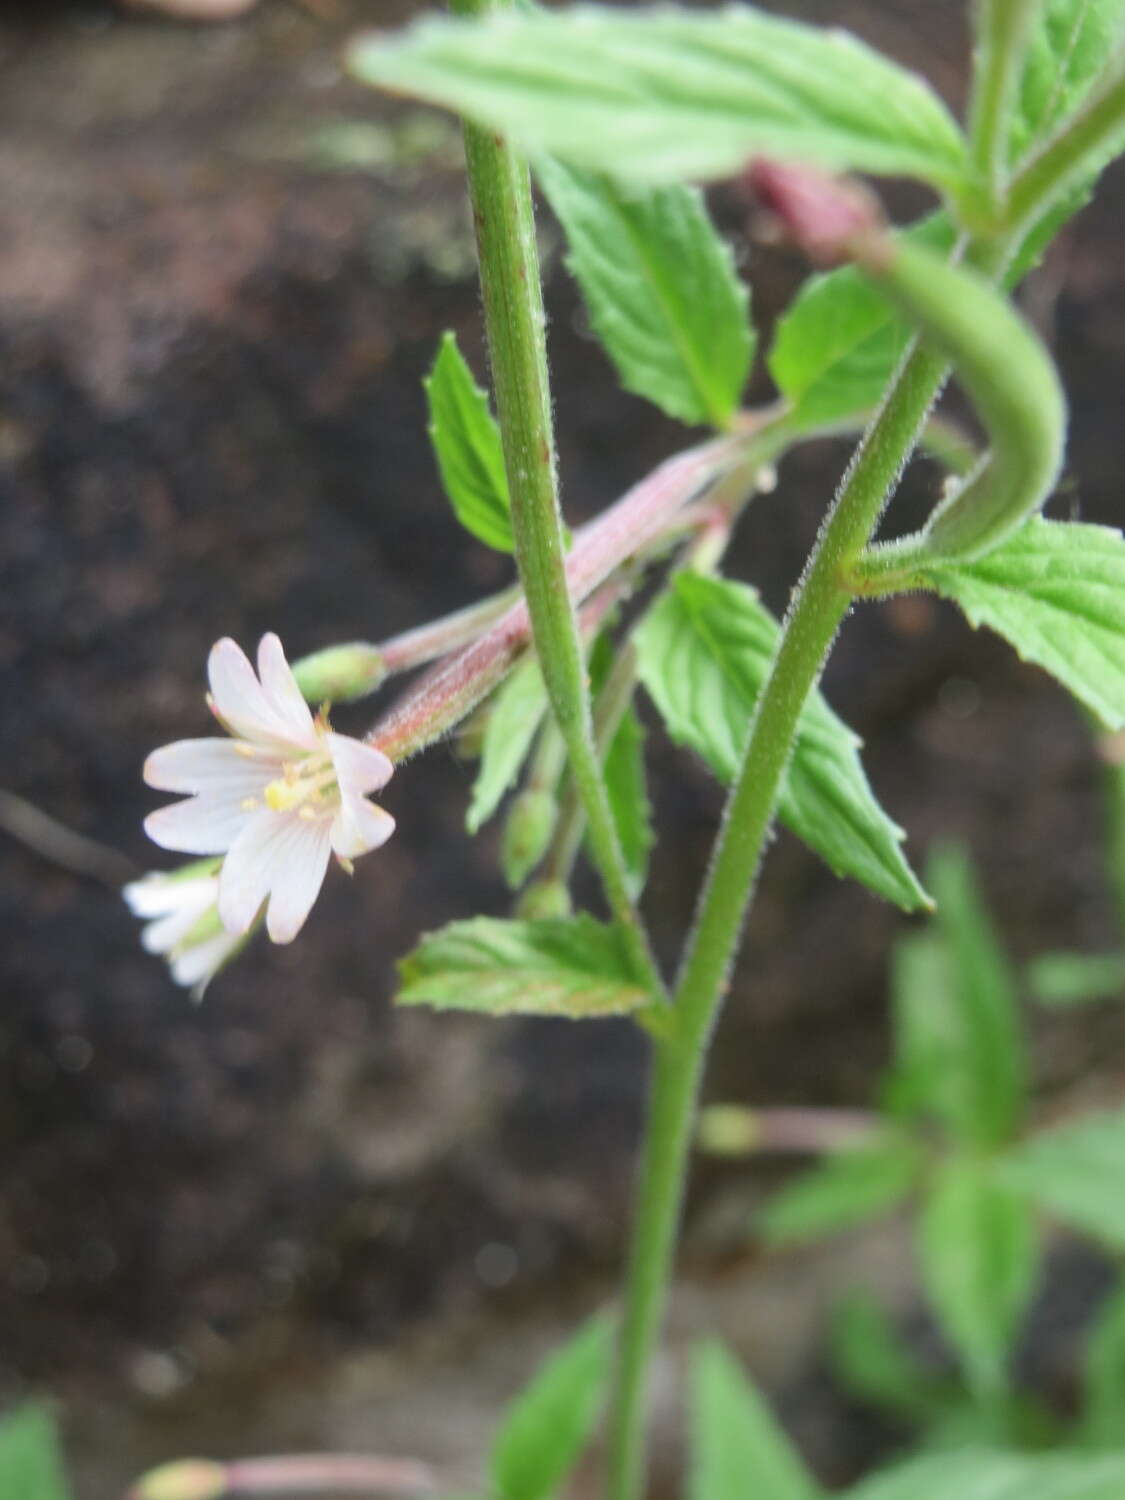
[1,2,1124,1496]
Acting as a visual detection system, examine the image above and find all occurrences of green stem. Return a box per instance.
[1004,53,1125,238]
[606,326,974,1498]
[452,0,661,994]
[967,0,1036,212]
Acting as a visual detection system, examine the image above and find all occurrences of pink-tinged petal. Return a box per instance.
[217,807,287,934]
[326,733,393,797]
[170,931,243,995]
[207,638,298,750]
[264,821,332,943]
[144,738,278,795]
[331,796,395,860]
[144,793,254,855]
[257,634,318,749]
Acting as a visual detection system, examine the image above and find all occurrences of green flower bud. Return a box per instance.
[502,789,557,889]
[516,879,572,921]
[127,1459,226,1500]
[291,643,386,705]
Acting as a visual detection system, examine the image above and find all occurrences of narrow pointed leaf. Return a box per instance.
[397,915,652,1018]
[491,1316,612,1500]
[634,573,929,910]
[467,658,550,834]
[918,1157,1039,1398]
[829,1291,951,1421]
[689,1341,821,1500]
[843,1448,1125,1500]
[1080,1281,1125,1448]
[923,519,1125,729]
[1000,1107,1125,1249]
[425,331,513,553]
[600,706,653,900]
[536,158,752,428]
[0,1406,70,1500]
[350,7,969,190]
[759,1140,921,1247]
[927,844,1025,1145]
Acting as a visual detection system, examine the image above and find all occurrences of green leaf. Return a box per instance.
[600,706,653,901]
[350,7,969,190]
[923,518,1125,730]
[758,1140,921,1247]
[1001,1106,1125,1249]
[634,572,929,911]
[397,915,652,1018]
[1012,0,1125,162]
[467,658,550,834]
[843,1448,1125,1500]
[1080,1281,1125,1448]
[768,214,955,429]
[689,1341,821,1500]
[829,1291,950,1421]
[0,1406,70,1500]
[490,1317,612,1500]
[536,158,752,429]
[918,1157,1040,1398]
[927,844,1025,1145]
[425,331,513,553]
[1027,950,1125,1006]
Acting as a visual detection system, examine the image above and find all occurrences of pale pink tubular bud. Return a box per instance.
[745,158,888,269]
[126,1459,226,1500]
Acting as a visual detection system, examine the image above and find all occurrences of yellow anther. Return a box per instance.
[264,778,303,812]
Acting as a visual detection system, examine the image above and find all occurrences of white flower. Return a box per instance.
[124,862,244,997]
[143,634,395,943]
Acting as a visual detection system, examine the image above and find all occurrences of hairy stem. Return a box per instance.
[450,0,666,992]
[967,0,1036,211]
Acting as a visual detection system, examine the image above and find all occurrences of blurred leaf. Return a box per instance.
[600,706,653,901]
[536,159,752,428]
[490,1317,612,1500]
[829,1291,949,1422]
[1012,0,1125,161]
[397,915,652,1018]
[842,1448,1125,1500]
[1001,1107,1125,1250]
[929,844,1025,1144]
[758,1140,921,1247]
[425,332,513,553]
[634,574,929,910]
[1080,1282,1125,1448]
[688,1341,821,1500]
[351,8,969,189]
[918,1157,1039,1398]
[467,658,550,834]
[923,520,1125,731]
[768,214,954,429]
[1027,951,1125,1006]
[0,1406,70,1500]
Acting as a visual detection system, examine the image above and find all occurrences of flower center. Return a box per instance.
[263,753,338,816]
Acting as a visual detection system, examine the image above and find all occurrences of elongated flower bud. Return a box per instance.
[502,788,557,889]
[291,642,386,704]
[127,1459,226,1500]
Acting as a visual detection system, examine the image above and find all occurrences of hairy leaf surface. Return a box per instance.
[398,915,652,1017]
[634,573,929,910]
[352,7,968,189]
[537,158,753,428]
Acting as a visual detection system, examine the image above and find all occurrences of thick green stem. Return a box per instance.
[452,0,661,992]
[967,0,1036,211]
[1004,55,1125,239]
[604,333,951,1500]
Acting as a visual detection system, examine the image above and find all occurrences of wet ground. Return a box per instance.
[1,2,1124,1496]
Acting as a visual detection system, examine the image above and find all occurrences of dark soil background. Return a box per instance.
[1,2,1123,1496]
